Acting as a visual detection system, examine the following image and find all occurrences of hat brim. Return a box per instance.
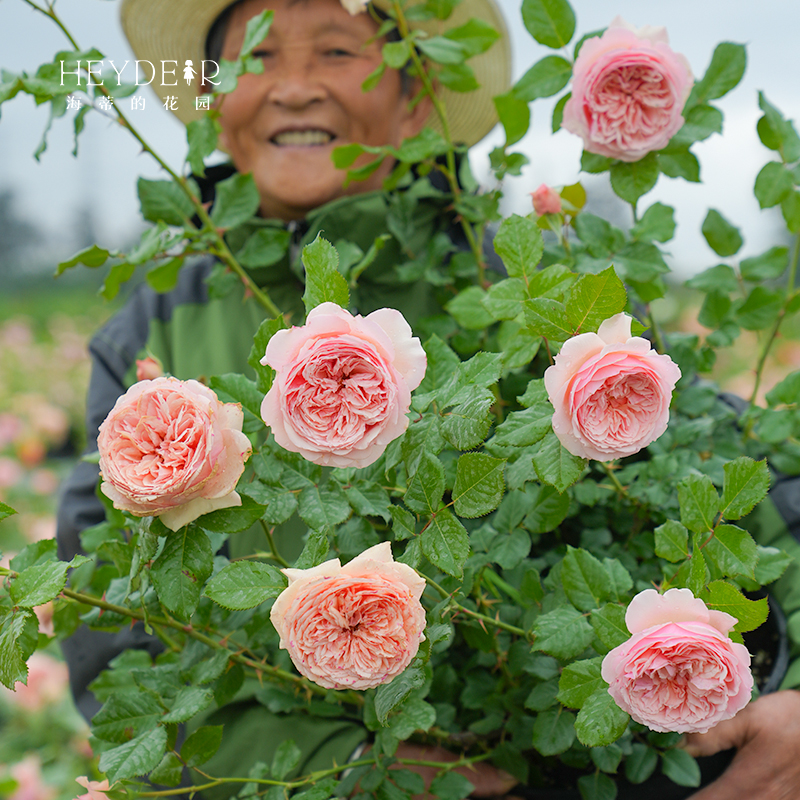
[120,0,511,147]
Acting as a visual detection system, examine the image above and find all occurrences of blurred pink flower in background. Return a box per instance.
[530,184,562,216]
[135,356,164,381]
[1,652,69,711]
[22,515,56,543]
[0,456,24,489]
[8,754,56,800]
[0,413,23,448]
[34,602,55,638]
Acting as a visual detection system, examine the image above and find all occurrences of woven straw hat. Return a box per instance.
[120,0,511,147]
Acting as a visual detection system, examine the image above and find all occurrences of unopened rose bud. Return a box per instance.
[530,184,562,216]
[135,356,164,381]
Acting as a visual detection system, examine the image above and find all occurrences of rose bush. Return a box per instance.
[4,1,799,798]
[270,542,426,690]
[97,377,252,530]
[544,312,681,461]
[562,16,693,161]
[602,589,754,734]
[260,302,426,468]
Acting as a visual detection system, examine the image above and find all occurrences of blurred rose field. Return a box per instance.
[0,280,114,800]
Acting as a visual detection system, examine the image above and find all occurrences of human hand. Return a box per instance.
[388,742,518,799]
[682,691,800,800]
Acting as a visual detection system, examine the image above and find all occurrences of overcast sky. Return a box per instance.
[1,0,798,277]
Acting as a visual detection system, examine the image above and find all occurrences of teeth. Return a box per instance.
[273,130,333,146]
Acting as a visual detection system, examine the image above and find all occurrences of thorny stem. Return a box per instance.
[424,575,532,640]
[56,585,365,704]
[391,0,487,286]
[138,753,494,797]
[748,231,800,410]
[25,0,283,317]
[646,307,667,354]
[600,462,628,500]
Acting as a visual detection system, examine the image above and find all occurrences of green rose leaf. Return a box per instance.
[210,172,260,229]
[493,403,552,448]
[453,453,506,518]
[137,177,196,226]
[150,526,213,619]
[533,605,594,660]
[514,55,572,102]
[532,431,586,493]
[56,243,111,275]
[0,501,16,522]
[701,581,769,633]
[591,604,630,650]
[721,457,771,520]
[239,9,274,58]
[757,92,800,162]
[493,214,544,281]
[445,286,495,330]
[561,546,609,611]
[677,474,720,533]
[186,115,221,177]
[181,725,224,767]
[493,90,531,146]
[405,452,446,515]
[577,772,618,800]
[690,42,746,104]
[565,266,627,335]
[654,520,690,562]
[574,688,629,747]
[204,560,287,610]
[298,484,351,529]
[98,726,168,782]
[521,0,576,49]
[0,610,38,690]
[525,298,573,341]
[740,246,789,282]
[301,234,349,313]
[523,484,569,534]
[162,685,214,723]
[609,153,659,205]
[557,656,604,709]
[631,202,676,243]
[701,209,743,257]
[625,742,659,784]
[736,287,782,331]
[704,524,758,579]
[531,708,576,756]
[754,162,794,209]
[421,509,470,578]
[272,740,302,781]
[660,749,701,788]
[374,661,425,725]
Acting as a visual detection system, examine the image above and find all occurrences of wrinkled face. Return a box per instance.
[217,0,431,220]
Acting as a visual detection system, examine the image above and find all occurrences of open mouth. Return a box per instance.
[271,130,335,146]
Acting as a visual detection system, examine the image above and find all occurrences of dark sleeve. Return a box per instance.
[55,262,214,720]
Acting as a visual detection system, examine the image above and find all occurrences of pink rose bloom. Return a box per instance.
[602,589,753,734]
[531,184,562,216]
[261,303,426,468]
[562,17,693,162]
[2,652,68,711]
[135,355,164,381]
[9,754,56,800]
[74,777,111,800]
[97,377,252,531]
[544,312,680,461]
[270,542,426,690]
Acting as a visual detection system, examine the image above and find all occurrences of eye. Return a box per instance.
[325,48,355,57]
[252,49,274,59]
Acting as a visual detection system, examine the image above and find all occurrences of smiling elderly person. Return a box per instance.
[56,0,512,796]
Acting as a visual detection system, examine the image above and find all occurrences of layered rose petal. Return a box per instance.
[562,17,693,162]
[97,377,251,530]
[261,303,426,468]
[602,589,753,734]
[270,542,426,690]
[544,312,680,461]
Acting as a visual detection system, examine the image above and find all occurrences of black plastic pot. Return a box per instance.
[513,597,789,800]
